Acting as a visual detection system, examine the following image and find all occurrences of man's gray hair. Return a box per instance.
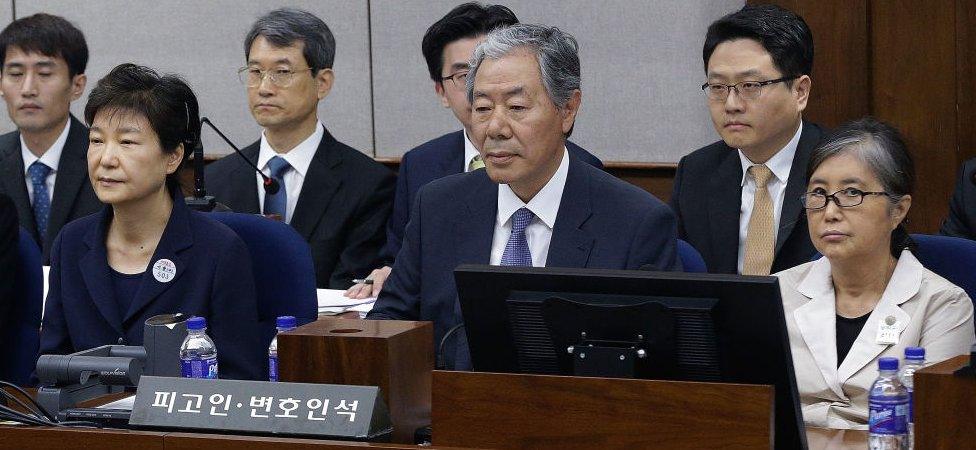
[466,24,581,108]
[245,8,336,71]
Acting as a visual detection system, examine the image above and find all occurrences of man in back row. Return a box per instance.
[207,8,395,289]
[368,24,679,369]
[671,4,822,275]
[347,2,602,298]
[0,14,100,263]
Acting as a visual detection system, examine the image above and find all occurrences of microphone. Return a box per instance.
[200,117,280,195]
[184,136,219,212]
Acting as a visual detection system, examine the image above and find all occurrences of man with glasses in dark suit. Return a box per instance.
[206,8,395,289]
[671,4,823,275]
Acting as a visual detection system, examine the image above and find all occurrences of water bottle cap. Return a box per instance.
[277,315,297,328]
[187,316,207,330]
[905,346,925,360]
[878,356,899,371]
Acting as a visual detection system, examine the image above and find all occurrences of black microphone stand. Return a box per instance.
[184,138,217,212]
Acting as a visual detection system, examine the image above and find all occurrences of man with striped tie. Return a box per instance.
[368,24,680,370]
[0,14,100,263]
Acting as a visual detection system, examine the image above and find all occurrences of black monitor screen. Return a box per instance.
[455,265,806,450]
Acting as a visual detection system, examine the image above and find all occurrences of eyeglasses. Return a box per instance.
[700,76,798,102]
[440,70,468,89]
[238,67,314,88]
[800,187,894,210]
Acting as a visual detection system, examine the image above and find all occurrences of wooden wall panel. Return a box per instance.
[871,1,959,233]
[959,0,976,163]
[756,0,871,129]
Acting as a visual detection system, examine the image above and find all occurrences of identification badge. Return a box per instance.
[875,315,901,345]
[153,259,177,283]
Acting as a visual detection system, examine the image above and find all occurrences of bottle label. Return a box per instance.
[269,355,278,382]
[869,397,908,434]
[181,356,218,379]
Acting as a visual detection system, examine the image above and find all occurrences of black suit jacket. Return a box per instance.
[205,128,395,288]
[0,116,102,262]
[941,157,976,239]
[671,121,824,274]
[0,193,17,338]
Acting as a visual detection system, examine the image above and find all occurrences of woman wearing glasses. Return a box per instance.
[776,117,974,429]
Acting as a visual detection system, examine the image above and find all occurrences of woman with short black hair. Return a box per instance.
[39,64,265,381]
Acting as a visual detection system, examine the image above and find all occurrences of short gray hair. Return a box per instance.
[245,8,336,71]
[466,24,581,108]
[807,117,916,257]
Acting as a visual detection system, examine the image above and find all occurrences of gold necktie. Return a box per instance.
[742,164,775,275]
[468,154,485,171]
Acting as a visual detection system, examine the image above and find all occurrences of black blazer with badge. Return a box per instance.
[0,115,102,262]
[205,128,395,289]
[670,121,824,274]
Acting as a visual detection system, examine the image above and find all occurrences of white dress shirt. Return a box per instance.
[489,148,569,267]
[462,129,481,173]
[21,119,71,205]
[736,123,803,273]
[255,122,324,224]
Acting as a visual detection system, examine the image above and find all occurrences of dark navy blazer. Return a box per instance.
[39,187,266,380]
[367,152,679,369]
[380,130,604,263]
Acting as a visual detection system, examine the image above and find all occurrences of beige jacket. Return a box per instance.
[776,251,975,429]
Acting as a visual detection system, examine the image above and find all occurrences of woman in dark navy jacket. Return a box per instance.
[39,64,264,380]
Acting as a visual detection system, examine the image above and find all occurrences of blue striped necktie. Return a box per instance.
[262,156,291,219]
[28,161,52,238]
[500,207,535,266]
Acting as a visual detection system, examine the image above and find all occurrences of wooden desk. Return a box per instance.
[0,423,866,449]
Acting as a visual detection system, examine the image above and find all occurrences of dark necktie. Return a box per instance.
[28,161,52,238]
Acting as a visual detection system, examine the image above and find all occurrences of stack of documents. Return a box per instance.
[316,289,375,317]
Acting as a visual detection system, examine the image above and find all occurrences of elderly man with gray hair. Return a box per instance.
[368,24,680,370]
[206,7,395,290]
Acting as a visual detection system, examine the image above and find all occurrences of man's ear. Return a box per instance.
[71,73,87,101]
[315,68,334,100]
[560,89,582,135]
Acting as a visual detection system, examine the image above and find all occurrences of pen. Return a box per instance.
[352,278,374,285]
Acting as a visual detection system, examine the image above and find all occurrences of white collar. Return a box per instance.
[797,250,924,307]
[496,148,569,229]
[21,118,71,175]
[738,122,803,187]
[462,129,480,173]
[257,122,324,177]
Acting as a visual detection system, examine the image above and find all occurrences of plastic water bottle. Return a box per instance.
[269,315,297,382]
[869,357,909,450]
[899,347,925,448]
[179,316,218,379]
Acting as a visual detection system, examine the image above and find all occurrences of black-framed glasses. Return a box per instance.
[440,70,468,89]
[238,67,314,88]
[800,187,894,210]
[700,76,798,101]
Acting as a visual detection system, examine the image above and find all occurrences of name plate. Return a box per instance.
[129,376,392,440]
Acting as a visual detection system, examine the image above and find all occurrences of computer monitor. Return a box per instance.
[455,265,806,450]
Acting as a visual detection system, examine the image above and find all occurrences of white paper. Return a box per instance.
[317,289,376,308]
[42,265,50,320]
[96,394,136,410]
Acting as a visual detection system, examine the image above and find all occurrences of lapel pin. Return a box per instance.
[152,259,177,283]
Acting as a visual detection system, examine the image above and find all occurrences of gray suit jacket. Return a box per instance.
[0,115,101,262]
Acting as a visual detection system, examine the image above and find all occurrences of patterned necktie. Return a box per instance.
[742,164,775,275]
[28,161,52,239]
[262,156,291,220]
[468,154,485,171]
[500,207,535,266]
